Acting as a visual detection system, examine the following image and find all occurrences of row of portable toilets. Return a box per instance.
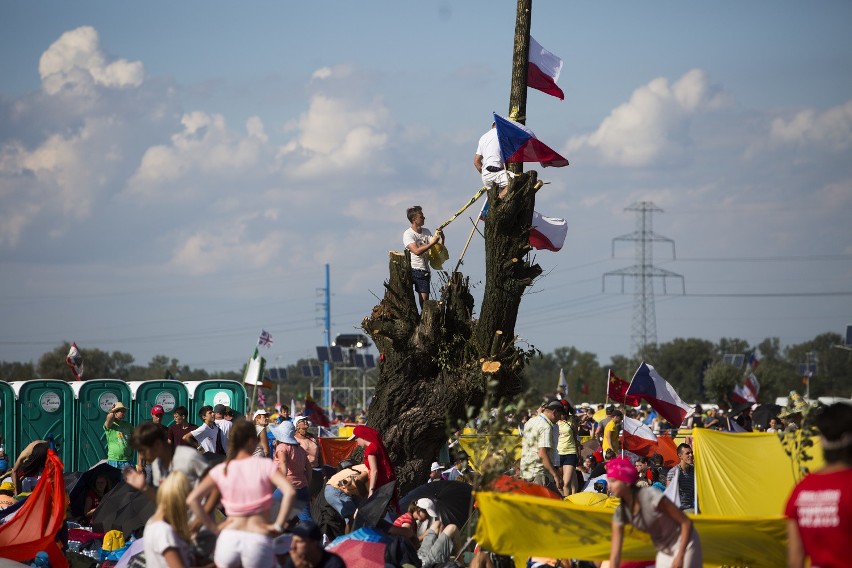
[0,379,248,473]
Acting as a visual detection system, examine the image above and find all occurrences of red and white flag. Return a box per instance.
[622,417,680,466]
[529,210,567,252]
[528,36,564,100]
[744,372,760,401]
[65,342,84,381]
[627,362,694,427]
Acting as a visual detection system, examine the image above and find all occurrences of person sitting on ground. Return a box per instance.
[83,474,111,522]
[608,457,702,568]
[589,449,615,480]
[323,460,368,529]
[785,402,852,568]
[187,419,296,568]
[143,471,198,568]
[282,521,345,568]
[415,498,460,568]
[0,480,16,510]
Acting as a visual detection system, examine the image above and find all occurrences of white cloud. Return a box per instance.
[126,112,269,199]
[769,100,852,151]
[568,69,730,167]
[39,26,144,96]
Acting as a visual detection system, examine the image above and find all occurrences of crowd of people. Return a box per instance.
[0,394,849,568]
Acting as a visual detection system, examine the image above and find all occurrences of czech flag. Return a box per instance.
[528,36,564,100]
[626,362,694,428]
[493,113,569,168]
[529,210,567,251]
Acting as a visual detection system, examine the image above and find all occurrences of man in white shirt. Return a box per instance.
[402,206,443,308]
[474,122,509,197]
[183,405,226,455]
[213,403,232,444]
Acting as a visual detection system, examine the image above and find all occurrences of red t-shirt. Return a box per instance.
[784,467,852,568]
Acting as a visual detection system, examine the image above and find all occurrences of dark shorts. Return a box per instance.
[558,454,579,467]
[412,269,430,293]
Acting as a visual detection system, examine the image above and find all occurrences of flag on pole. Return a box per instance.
[621,416,679,466]
[748,353,760,369]
[257,388,266,409]
[557,368,568,394]
[744,372,760,401]
[493,113,569,168]
[243,348,271,388]
[528,36,564,100]
[290,399,297,420]
[304,393,330,427]
[65,342,84,381]
[607,370,641,407]
[257,329,274,348]
[730,383,756,405]
[626,362,694,427]
[529,211,568,251]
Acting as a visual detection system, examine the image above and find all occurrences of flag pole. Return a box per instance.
[453,197,490,274]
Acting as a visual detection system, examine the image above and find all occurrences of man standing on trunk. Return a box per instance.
[403,205,443,308]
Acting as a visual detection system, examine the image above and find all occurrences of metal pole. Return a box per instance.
[323,263,332,413]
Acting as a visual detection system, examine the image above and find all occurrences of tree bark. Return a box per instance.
[362,173,542,494]
[507,0,532,176]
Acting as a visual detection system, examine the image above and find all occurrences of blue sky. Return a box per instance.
[1,1,851,374]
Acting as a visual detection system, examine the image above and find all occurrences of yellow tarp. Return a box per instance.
[458,435,522,473]
[474,491,788,568]
[693,428,823,516]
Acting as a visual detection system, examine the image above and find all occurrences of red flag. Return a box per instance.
[0,450,69,567]
[304,393,330,427]
[607,370,641,406]
[65,342,83,381]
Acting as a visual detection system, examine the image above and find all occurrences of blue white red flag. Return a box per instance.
[258,329,274,348]
[493,113,569,168]
[304,393,330,427]
[627,362,694,427]
[528,36,564,100]
[66,342,84,381]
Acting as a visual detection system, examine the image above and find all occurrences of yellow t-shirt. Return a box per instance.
[602,419,620,453]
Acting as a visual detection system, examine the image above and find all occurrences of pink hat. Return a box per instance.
[606,457,638,485]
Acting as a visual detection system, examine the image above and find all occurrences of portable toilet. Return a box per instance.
[71,379,133,472]
[185,380,247,421]
[11,380,75,471]
[128,380,189,428]
[0,381,15,462]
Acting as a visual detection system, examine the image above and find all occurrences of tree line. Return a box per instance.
[1,332,849,408]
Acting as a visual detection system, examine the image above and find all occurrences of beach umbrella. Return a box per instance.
[351,480,396,530]
[752,404,782,430]
[580,438,601,458]
[67,461,122,519]
[92,482,154,535]
[399,480,473,528]
[327,539,387,568]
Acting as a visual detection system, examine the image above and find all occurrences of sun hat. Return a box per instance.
[416,497,438,518]
[110,402,128,412]
[606,457,638,485]
[430,461,443,472]
[269,421,299,445]
[253,409,269,420]
[293,415,309,424]
[150,405,165,416]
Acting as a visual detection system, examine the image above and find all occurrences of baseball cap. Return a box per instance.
[544,399,565,413]
[151,405,165,416]
[213,404,226,414]
[291,521,322,541]
[293,415,308,424]
[416,498,438,518]
[253,409,269,419]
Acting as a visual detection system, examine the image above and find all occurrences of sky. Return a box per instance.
[1,1,851,376]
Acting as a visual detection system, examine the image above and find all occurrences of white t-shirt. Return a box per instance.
[191,423,224,453]
[152,446,209,488]
[143,520,191,568]
[476,128,503,170]
[403,227,433,271]
[215,418,232,444]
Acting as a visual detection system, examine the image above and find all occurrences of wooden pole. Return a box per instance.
[508,0,533,176]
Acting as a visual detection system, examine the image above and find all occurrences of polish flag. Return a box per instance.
[528,36,564,100]
[745,372,760,401]
[621,416,658,457]
[627,362,695,427]
[529,210,567,251]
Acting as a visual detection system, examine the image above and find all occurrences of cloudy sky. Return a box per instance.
[1,1,851,375]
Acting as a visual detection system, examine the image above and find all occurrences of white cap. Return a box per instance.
[430,461,442,472]
[293,415,309,424]
[416,498,438,519]
[253,409,269,419]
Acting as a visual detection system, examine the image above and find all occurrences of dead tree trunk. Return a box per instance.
[362,174,543,494]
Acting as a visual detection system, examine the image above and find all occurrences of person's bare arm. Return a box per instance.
[537,447,563,490]
[406,232,442,256]
[104,410,116,429]
[367,454,379,496]
[187,475,220,535]
[658,497,694,568]
[786,518,806,568]
[474,154,484,173]
[608,520,625,568]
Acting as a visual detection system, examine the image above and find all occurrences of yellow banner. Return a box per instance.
[474,491,788,567]
[458,434,522,473]
[693,428,823,516]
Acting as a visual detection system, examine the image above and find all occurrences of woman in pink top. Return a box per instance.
[188,419,296,568]
[271,420,313,522]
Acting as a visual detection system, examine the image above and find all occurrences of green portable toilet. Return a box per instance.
[185,380,247,421]
[71,379,133,472]
[0,381,15,461]
[11,380,75,471]
[128,380,189,427]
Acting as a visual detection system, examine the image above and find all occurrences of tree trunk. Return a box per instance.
[362,173,543,494]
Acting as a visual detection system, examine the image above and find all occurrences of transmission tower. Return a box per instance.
[603,202,685,359]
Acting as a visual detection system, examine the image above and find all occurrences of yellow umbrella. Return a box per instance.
[593,408,608,423]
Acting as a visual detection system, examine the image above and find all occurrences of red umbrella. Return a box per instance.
[326,539,386,568]
[488,475,562,500]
